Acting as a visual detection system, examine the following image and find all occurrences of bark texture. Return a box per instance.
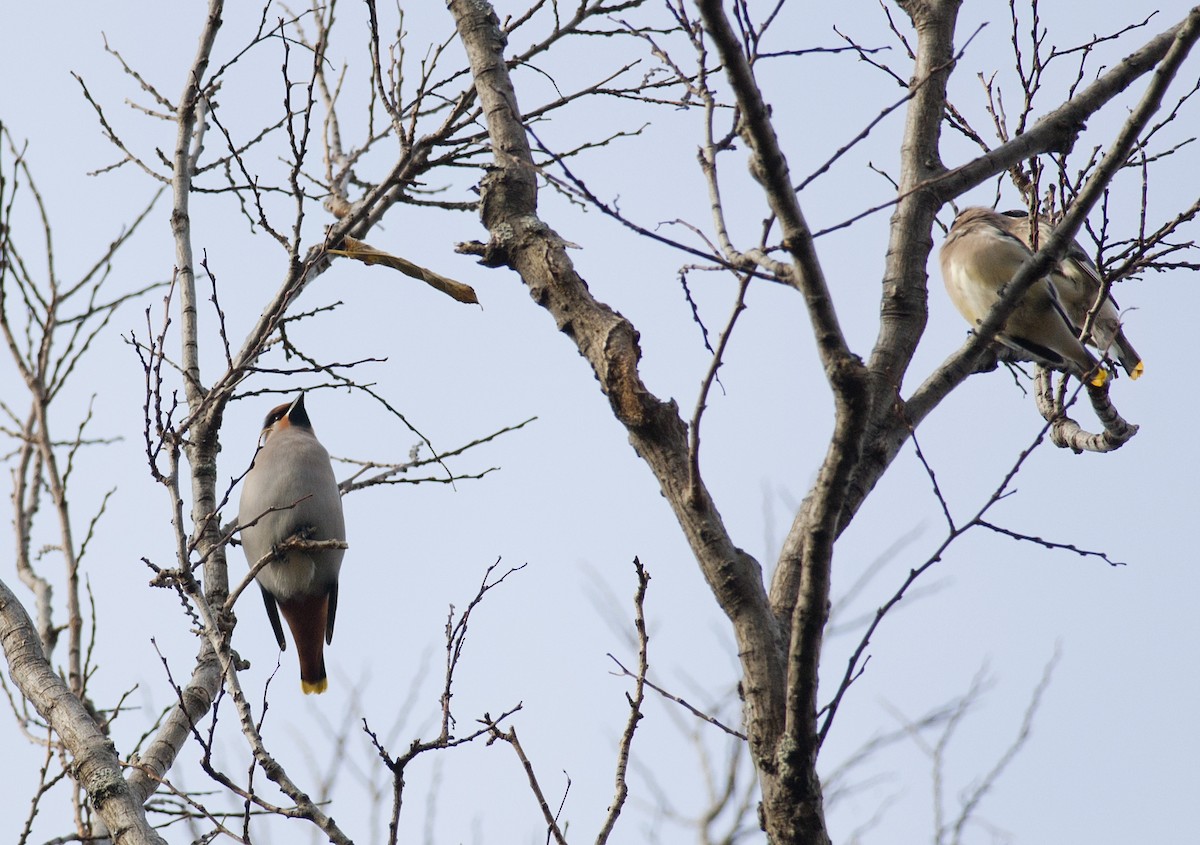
[448,2,822,841]
[0,578,167,844]
[449,1,1200,842]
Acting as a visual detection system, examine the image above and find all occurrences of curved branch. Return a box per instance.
[1034,370,1139,452]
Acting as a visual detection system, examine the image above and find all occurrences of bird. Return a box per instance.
[939,206,1107,388]
[238,394,346,694]
[999,209,1143,379]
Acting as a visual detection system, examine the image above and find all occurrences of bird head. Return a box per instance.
[259,394,313,446]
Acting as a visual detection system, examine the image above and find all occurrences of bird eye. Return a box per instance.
[262,403,290,430]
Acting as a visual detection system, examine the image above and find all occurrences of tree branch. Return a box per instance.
[447,0,790,833]
[0,578,167,845]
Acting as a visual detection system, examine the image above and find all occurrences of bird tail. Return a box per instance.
[1113,331,1144,380]
[278,593,331,695]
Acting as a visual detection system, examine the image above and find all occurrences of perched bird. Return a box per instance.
[239,394,346,694]
[940,206,1107,388]
[1000,209,1143,379]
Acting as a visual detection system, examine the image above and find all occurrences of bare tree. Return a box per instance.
[1,2,1197,844]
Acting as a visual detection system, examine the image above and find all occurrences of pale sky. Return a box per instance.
[1,2,1197,843]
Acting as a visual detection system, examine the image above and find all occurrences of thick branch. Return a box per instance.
[689,7,869,841]
[0,578,166,845]
[125,645,221,804]
[447,0,787,817]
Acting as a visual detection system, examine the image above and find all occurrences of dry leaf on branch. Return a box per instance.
[327,236,480,305]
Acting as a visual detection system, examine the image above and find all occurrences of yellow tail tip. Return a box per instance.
[301,678,328,695]
[1130,361,1144,380]
[1089,368,1108,388]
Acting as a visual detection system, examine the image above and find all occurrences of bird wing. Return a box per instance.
[326,581,338,645]
[259,584,287,650]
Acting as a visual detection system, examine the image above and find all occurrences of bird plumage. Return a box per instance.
[939,206,1107,388]
[999,209,1143,379]
[238,394,345,694]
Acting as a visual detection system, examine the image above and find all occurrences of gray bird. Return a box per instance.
[239,394,346,694]
[940,206,1107,388]
[1000,209,1143,380]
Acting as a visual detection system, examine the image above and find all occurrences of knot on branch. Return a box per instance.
[1034,368,1139,453]
[229,647,250,672]
[456,239,497,263]
[1045,115,1087,155]
[828,354,870,401]
[967,342,1010,375]
[600,321,650,427]
[456,212,549,270]
[479,165,538,232]
[145,559,199,595]
[84,765,129,809]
